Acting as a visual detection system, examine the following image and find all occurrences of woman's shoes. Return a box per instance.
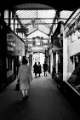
[21,89,30,100]
[22,96,28,100]
[22,94,29,100]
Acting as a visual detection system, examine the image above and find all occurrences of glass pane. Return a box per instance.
[27,30,49,38]
[38,10,56,18]
[4,10,9,24]
[16,9,56,35]
[60,10,73,18]
[16,10,37,18]
[38,25,50,34]
[60,10,73,23]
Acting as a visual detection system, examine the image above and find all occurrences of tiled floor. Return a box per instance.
[0,73,80,120]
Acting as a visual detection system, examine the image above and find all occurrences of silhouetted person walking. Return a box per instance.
[38,62,41,77]
[33,62,38,77]
[43,61,48,76]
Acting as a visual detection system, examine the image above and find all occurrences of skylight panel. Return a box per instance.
[38,25,50,34]
[60,10,73,19]
[16,9,56,38]
[27,25,37,34]
[16,10,37,18]
[21,19,31,25]
[59,10,73,23]
[27,30,49,38]
[39,19,53,28]
[38,10,56,18]
[65,9,80,28]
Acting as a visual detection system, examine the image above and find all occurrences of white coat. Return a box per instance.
[18,64,32,90]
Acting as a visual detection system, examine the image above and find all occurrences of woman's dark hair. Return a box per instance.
[22,56,28,64]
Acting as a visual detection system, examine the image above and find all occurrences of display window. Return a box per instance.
[7,57,13,71]
[58,54,63,74]
[68,53,80,93]
[6,57,14,78]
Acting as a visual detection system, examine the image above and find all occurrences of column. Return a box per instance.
[56,51,58,74]
[63,30,68,81]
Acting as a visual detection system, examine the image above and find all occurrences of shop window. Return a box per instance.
[70,55,80,69]
[9,58,12,70]
[6,57,13,71]
[74,55,80,68]
[58,54,63,74]
[6,57,8,70]
[4,10,9,25]
[68,54,80,93]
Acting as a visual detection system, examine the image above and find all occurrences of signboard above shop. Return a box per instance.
[7,33,15,53]
[7,32,25,56]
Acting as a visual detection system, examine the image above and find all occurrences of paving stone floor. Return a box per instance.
[0,73,80,120]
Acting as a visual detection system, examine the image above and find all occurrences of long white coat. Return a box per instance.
[18,64,32,90]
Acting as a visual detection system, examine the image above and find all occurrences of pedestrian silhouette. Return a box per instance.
[17,56,32,100]
[43,61,48,76]
[33,62,38,77]
[37,62,41,77]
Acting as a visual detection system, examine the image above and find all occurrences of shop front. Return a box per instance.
[63,8,80,96]
[50,21,63,82]
[51,47,63,84]
[6,31,25,84]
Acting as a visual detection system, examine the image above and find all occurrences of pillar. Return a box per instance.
[56,51,58,74]
[63,30,68,81]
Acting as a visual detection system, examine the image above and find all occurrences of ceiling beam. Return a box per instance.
[12,17,67,20]
[38,29,49,36]
[13,11,30,37]
[26,28,38,37]
[49,10,60,36]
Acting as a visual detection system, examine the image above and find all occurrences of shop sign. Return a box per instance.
[7,33,16,52]
[7,41,16,47]
[7,46,14,51]
[7,33,15,42]
[16,28,28,33]
[7,32,25,56]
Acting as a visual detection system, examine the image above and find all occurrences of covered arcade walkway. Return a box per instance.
[0,73,80,120]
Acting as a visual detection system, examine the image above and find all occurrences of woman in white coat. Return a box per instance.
[18,56,32,99]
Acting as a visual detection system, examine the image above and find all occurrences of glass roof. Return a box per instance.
[16,9,56,36]
[16,9,56,19]
[15,9,73,52]
[60,10,73,23]
[16,9,73,36]
[27,30,49,38]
